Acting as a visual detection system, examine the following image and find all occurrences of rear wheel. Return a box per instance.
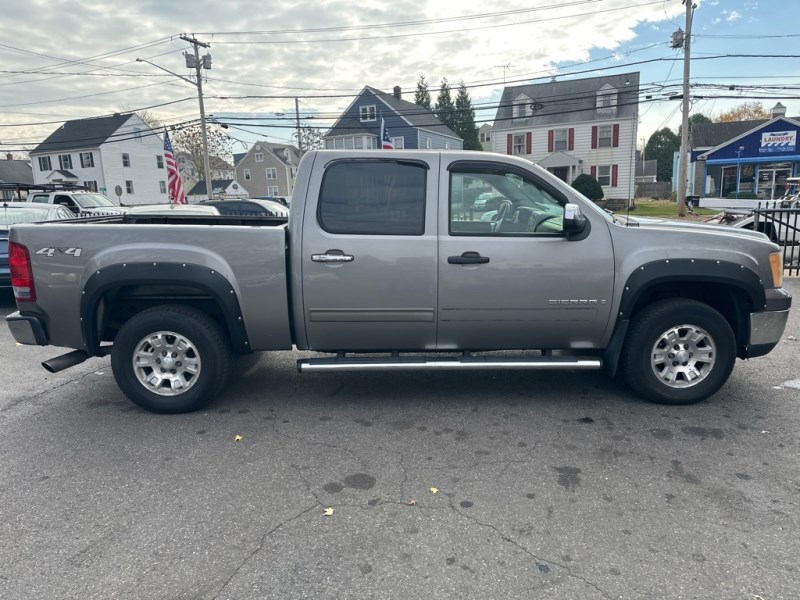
[111,305,231,413]
[621,299,736,405]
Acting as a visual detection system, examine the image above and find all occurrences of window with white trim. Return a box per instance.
[479,131,491,143]
[125,180,134,194]
[513,94,531,119]
[38,156,51,171]
[156,155,164,169]
[59,154,73,170]
[266,167,277,179]
[83,180,98,192]
[392,136,404,149]
[159,181,167,194]
[513,134,526,155]
[596,85,617,115]
[255,153,264,162]
[244,168,251,180]
[267,186,279,195]
[554,129,568,151]
[122,153,131,167]
[359,105,376,122]
[598,125,613,148]
[597,165,611,186]
[133,127,142,143]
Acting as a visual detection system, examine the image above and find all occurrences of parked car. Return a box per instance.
[200,198,289,218]
[4,150,790,413]
[1,202,76,288]
[27,190,126,217]
[473,192,506,212]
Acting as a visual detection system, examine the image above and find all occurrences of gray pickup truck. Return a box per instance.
[5,150,791,413]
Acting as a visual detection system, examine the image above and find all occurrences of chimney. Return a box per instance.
[393,86,401,100]
[772,102,787,118]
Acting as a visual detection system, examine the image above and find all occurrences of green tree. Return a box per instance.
[414,74,432,110]
[453,81,481,150]
[678,112,712,138]
[572,173,604,201]
[172,124,233,182]
[434,78,456,131]
[645,127,680,182]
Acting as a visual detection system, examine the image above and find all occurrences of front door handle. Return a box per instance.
[311,249,354,263]
[448,251,490,265]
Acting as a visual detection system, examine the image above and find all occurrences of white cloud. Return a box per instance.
[711,17,721,24]
[0,0,686,149]
[725,10,742,22]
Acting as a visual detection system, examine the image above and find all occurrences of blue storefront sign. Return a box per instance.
[760,130,796,153]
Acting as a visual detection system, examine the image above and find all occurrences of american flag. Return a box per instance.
[163,129,186,204]
[381,117,394,149]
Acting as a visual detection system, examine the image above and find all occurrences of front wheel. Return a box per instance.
[621,299,736,405]
[111,306,231,413]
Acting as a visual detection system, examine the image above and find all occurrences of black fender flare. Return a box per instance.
[80,262,250,356]
[603,259,765,376]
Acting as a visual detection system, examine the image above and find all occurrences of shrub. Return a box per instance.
[572,174,604,201]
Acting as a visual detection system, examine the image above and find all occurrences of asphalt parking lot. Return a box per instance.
[1,283,798,600]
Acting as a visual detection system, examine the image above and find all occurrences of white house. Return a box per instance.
[491,72,640,205]
[29,113,169,205]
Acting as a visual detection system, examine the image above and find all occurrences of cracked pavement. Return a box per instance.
[1,282,799,600]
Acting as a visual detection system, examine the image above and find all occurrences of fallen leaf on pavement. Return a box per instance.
[407,499,417,506]
[234,434,243,441]
[323,507,334,516]
[430,487,439,494]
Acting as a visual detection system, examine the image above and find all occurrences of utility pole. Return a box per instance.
[676,1,696,217]
[180,34,213,200]
[295,97,303,153]
[136,35,214,200]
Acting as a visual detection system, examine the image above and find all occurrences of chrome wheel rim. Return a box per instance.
[132,331,201,396]
[650,324,716,389]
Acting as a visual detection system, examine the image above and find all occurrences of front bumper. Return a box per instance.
[745,287,791,358]
[6,311,48,346]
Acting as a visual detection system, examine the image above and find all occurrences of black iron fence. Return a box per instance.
[752,201,800,276]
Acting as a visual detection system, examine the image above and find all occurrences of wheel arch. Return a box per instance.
[80,263,251,356]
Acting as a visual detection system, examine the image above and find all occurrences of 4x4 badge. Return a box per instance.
[35,247,82,257]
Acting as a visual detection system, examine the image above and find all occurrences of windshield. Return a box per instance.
[0,207,51,228]
[74,193,117,208]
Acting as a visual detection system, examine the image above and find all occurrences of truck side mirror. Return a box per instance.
[563,203,587,235]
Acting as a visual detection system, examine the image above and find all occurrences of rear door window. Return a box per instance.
[318,160,426,235]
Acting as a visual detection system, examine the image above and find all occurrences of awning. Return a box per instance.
[537,151,581,169]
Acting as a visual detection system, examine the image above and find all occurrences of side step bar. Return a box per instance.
[298,355,602,373]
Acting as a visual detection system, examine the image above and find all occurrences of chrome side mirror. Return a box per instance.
[563,203,587,234]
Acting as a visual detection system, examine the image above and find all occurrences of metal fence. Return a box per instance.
[752,201,800,276]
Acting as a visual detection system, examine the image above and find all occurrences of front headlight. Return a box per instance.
[769,252,783,288]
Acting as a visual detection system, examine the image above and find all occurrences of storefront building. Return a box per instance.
[698,115,800,207]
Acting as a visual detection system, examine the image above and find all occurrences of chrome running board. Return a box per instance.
[297,355,602,373]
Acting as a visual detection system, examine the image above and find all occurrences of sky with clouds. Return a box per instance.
[0,0,795,155]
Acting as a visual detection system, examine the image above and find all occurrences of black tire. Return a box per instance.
[620,299,736,405]
[111,305,231,413]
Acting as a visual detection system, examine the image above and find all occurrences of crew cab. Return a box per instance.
[5,150,791,413]
[27,190,126,217]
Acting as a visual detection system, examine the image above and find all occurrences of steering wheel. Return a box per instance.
[526,213,560,233]
[491,199,513,231]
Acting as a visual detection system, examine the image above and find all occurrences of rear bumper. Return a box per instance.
[6,311,48,346]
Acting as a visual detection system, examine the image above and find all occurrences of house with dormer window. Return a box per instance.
[235,140,301,197]
[492,72,639,205]
[29,113,168,204]
[324,85,462,150]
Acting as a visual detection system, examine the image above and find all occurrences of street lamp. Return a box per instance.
[735,145,745,200]
[137,44,213,199]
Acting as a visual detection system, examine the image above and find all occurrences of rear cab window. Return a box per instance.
[318,160,427,235]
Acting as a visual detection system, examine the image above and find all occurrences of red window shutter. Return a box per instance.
[591,126,598,149]
[612,164,619,187]
[507,133,513,155]
[568,128,574,151]
[547,130,554,153]
[590,166,597,180]
[613,124,620,147]
[526,132,532,154]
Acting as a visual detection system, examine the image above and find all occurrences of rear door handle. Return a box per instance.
[448,251,490,265]
[311,249,354,263]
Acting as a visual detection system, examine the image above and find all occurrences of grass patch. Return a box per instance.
[624,199,718,217]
